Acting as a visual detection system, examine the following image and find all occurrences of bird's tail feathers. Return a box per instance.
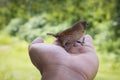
[47,33,59,38]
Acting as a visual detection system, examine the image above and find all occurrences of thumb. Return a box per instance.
[29,38,44,50]
[84,35,94,48]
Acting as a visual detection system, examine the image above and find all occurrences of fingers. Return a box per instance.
[53,39,62,46]
[68,35,95,54]
[29,38,44,50]
[52,34,95,54]
[79,35,95,53]
[31,38,44,44]
[83,35,94,48]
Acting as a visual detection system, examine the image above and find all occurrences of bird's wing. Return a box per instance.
[58,28,73,36]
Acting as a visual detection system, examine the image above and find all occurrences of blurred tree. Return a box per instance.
[114,0,120,38]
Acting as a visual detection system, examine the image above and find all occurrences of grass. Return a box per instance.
[0,32,120,80]
[0,33,41,80]
[95,53,120,80]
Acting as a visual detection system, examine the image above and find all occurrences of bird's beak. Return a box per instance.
[81,21,88,29]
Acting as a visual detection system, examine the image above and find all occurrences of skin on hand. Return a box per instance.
[28,35,99,80]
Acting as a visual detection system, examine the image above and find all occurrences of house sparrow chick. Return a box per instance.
[47,21,88,51]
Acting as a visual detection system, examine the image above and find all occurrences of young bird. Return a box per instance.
[47,21,88,51]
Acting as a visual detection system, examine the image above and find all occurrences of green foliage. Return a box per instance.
[5,14,70,42]
[5,18,27,36]
[18,15,47,42]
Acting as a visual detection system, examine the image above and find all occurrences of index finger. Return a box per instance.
[78,35,96,53]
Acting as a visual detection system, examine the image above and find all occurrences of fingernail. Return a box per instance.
[31,38,44,44]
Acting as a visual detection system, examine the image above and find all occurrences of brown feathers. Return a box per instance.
[47,21,88,51]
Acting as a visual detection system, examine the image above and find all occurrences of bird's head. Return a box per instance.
[72,21,88,32]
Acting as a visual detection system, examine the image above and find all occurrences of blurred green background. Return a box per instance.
[0,0,120,80]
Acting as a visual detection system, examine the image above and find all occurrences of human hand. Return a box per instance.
[29,35,99,80]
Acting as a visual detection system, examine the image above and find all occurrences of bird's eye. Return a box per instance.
[82,31,84,33]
